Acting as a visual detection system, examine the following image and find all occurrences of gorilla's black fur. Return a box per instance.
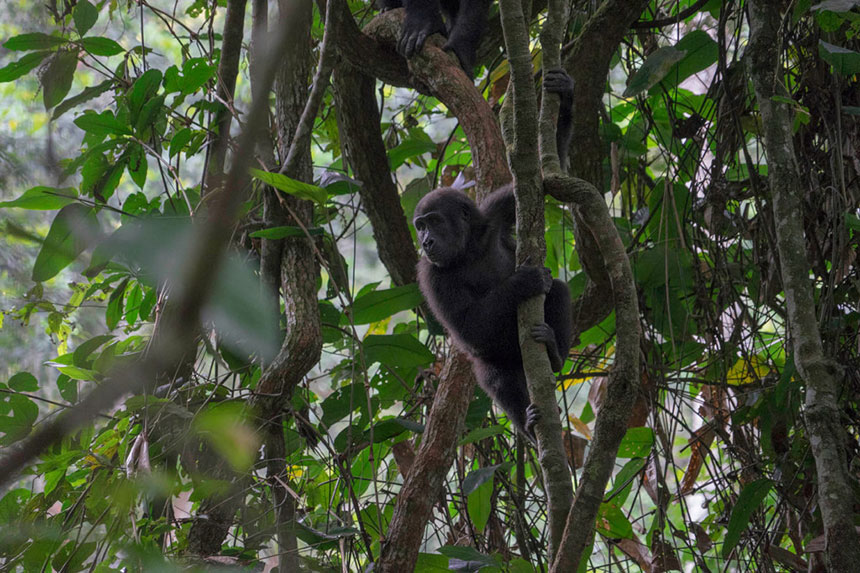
[380,0,490,76]
[413,185,572,440]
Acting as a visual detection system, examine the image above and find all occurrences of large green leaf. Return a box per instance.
[722,479,773,558]
[73,110,131,136]
[73,0,98,36]
[0,186,77,210]
[3,33,65,51]
[32,204,100,282]
[79,37,123,56]
[819,40,860,76]
[250,168,328,204]
[388,135,437,169]
[624,46,686,97]
[363,334,435,369]
[466,479,492,534]
[42,50,79,110]
[347,284,423,325]
[616,427,655,458]
[0,51,51,83]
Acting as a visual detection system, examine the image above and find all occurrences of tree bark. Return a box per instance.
[498,0,573,559]
[332,65,418,287]
[544,175,640,572]
[203,0,248,195]
[747,1,860,569]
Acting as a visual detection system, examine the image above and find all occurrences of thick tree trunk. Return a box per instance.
[747,1,860,569]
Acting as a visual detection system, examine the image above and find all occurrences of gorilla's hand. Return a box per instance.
[513,265,554,297]
[398,7,446,58]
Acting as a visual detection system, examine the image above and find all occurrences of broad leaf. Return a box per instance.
[0,186,77,210]
[0,51,51,83]
[624,46,686,97]
[32,204,100,282]
[79,37,123,56]
[819,40,860,76]
[52,79,113,119]
[348,284,423,325]
[42,50,79,110]
[4,33,65,51]
[363,334,435,369]
[73,0,99,36]
[250,168,328,204]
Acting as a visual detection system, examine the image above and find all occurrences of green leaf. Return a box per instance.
[459,425,505,445]
[363,334,435,369]
[129,69,163,121]
[168,127,193,158]
[57,374,77,403]
[179,58,215,94]
[388,136,437,169]
[249,226,326,239]
[135,94,165,134]
[466,479,492,534]
[0,395,38,444]
[616,427,654,458]
[73,0,99,36]
[348,284,423,325]
[126,142,148,188]
[73,335,113,367]
[32,204,100,282]
[0,186,77,210]
[462,462,511,495]
[79,36,124,56]
[623,46,686,97]
[106,278,129,330]
[42,50,79,110]
[8,372,38,392]
[722,479,773,558]
[661,30,719,91]
[819,40,860,76]
[0,51,52,83]
[52,79,113,120]
[595,503,634,539]
[74,110,131,136]
[606,457,646,506]
[438,546,497,568]
[4,33,65,51]
[250,168,328,204]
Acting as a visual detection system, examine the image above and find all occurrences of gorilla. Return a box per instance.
[412,68,575,441]
[414,184,572,441]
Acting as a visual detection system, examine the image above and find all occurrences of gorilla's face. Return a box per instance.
[413,189,475,268]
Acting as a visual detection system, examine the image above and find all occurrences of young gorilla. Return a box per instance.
[379,0,490,77]
[413,70,574,441]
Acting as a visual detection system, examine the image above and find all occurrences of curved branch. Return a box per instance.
[544,175,640,572]
[358,10,511,194]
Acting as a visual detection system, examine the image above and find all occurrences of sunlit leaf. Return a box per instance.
[250,168,328,204]
[0,186,77,210]
[363,334,435,369]
[8,372,38,392]
[623,46,686,97]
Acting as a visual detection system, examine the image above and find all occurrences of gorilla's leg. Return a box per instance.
[444,0,489,76]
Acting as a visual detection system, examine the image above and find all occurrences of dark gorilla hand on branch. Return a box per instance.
[379,0,490,77]
[414,185,572,442]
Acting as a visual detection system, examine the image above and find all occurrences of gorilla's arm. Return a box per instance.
[544,68,574,172]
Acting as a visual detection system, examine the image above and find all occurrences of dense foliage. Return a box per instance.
[1,0,859,571]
